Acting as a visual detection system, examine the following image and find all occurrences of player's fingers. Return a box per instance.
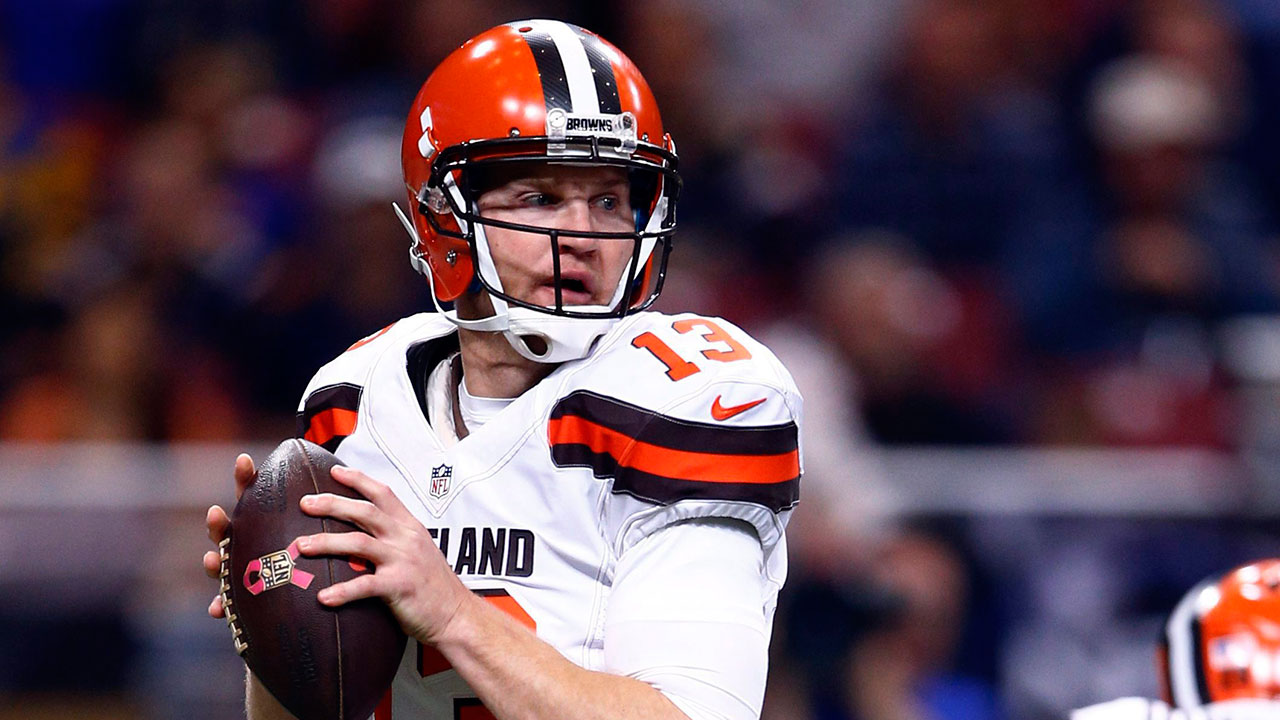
[316,573,380,608]
[209,594,225,619]
[330,466,415,524]
[207,505,230,543]
[296,530,385,565]
[299,493,391,536]
[233,453,256,498]
[203,549,223,579]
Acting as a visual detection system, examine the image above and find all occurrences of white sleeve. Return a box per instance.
[603,517,772,720]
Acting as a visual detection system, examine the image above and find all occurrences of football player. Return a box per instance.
[202,19,802,720]
[1071,559,1280,720]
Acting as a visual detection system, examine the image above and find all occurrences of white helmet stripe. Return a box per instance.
[528,19,600,114]
[1166,580,1213,708]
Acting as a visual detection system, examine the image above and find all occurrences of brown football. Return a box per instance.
[219,438,407,720]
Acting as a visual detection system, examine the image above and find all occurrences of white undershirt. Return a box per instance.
[457,376,514,432]
[425,354,516,445]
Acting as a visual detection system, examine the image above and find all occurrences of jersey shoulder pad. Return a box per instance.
[558,311,802,509]
[580,311,802,421]
[295,313,454,451]
[554,312,803,555]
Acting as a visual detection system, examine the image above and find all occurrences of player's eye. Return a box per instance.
[521,192,557,207]
[594,195,620,212]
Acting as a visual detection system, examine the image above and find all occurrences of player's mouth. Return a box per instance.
[538,271,598,307]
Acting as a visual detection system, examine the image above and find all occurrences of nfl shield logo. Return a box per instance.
[430,464,452,499]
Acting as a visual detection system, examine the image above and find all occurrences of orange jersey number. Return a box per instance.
[632,319,752,380]
[376,590,534,720]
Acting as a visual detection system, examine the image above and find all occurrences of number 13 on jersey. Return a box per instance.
[631,319,752,381]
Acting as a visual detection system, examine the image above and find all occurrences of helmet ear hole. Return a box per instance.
[422,187,449,215]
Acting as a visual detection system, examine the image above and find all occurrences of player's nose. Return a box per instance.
[553,200,599,251]
[559,198,594,233]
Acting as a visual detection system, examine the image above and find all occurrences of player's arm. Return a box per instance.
[246,668,300,720]
[432,518,774,720]
[434,591,692,720]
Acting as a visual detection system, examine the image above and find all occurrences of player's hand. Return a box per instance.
[294,465,473,645]
[203,453,257,619]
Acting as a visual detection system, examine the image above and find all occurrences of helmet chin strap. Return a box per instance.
[393,201,622,362]
[502,306,618,363]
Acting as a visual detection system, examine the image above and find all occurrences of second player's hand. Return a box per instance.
[295,465,474,645]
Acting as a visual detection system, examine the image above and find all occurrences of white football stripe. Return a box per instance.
[1166,581,1209,709]
[532,20,600,114]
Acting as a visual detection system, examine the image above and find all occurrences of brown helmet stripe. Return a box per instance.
[574,28,622,115]
[518,26,573,112]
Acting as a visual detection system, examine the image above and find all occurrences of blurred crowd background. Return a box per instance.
[4,0,1280,719]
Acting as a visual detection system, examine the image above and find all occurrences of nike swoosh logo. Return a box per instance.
[711,395,767,421]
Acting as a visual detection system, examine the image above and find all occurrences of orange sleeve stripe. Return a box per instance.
[304,407,358,447]
[480,592,536,630]
[548,415,798,485]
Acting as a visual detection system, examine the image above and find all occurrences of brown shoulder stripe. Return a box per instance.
[296,383,362,453]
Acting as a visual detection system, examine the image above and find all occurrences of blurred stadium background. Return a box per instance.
[4,0,1280,718]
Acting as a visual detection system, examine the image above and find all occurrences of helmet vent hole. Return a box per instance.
[518,26,532,33]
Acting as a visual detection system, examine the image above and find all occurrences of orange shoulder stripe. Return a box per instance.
[548,415,799,485]
[304,407,358,448]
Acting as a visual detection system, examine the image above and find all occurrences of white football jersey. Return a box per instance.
[294,311,803,719]
[1071,698,1280,720]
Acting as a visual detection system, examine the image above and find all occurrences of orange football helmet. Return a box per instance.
[1160,559,1280,708]
[393,19,680,362]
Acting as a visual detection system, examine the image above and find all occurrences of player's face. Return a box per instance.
[474,164,635,309]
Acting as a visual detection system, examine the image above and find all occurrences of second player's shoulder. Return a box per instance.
[1071,698,1165,720]
[574,310,802,423]
[1071,698,1280,720]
